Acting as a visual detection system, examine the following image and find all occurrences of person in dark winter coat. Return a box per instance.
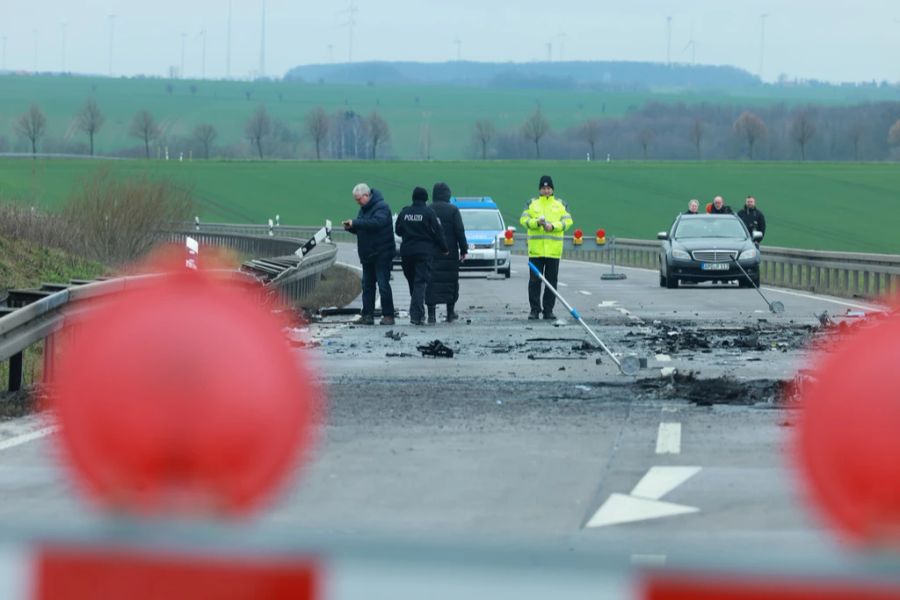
[709,195,733,214]
[343,183,396,325]
[684,199,700,215]
[425,182,468,324]
[738,196,767,245]
[395,187,449,325]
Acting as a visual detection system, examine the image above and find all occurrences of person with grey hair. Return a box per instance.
[342,183,396,325]
[684,199,700,215]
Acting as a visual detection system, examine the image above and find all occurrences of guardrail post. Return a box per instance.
[8,352,23,393]
[43,333,55,384]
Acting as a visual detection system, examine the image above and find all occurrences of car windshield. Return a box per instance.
[675,218,747,240]
[459,209,503,230]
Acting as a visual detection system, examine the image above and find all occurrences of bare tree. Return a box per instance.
[790,109,817,160]
[847,122,865,161]
[305,107,329,160]
[193,123,217,159]
[129,110,160,159]
[16,104,47,158]
[472,119,496,160]
[733,111,767,160]
[889,119,900,147]
[689,118,704,159]
[366,110,390,160]
[245,106,272,159]
[76,99,105,156]
[578,119,601,158]
[522,109,550,158]
[637,128,655,159]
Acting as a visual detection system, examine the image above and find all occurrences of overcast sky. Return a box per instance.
[0,0,898,83]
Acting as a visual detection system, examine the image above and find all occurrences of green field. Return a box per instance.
[1,158,898,254]
[3,74,899,160]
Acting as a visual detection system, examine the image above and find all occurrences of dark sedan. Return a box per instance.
[658,214,763,288]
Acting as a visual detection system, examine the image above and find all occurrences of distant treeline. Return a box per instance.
[5,97,900,162]
[286,60,759,90]
[488,102,900,161]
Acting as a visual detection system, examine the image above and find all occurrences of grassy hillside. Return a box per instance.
[2,74,899,160]
[0,233,106,292]
[1,158,898,254]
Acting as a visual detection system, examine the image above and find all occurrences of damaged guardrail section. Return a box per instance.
[1,225,337,393]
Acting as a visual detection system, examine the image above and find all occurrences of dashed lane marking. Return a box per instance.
[0,427,58,452]
[579,290,592,296]
[655,423,682,455]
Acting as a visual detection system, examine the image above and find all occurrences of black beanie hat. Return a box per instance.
[432,182,452,203]
[539,175,554,189]
[412,186,428,203]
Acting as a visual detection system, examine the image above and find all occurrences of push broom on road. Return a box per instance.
[528,261,641,376]
[730,256,785,314]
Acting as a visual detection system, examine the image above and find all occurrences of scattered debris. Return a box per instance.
[386,352,414,358]
[385,330,405,341]
[417,340,454,358]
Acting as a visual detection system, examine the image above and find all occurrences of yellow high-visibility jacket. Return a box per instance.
[519,195,573,258]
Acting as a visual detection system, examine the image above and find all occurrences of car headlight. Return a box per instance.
[739,248,758,260]
[672,248,691,260]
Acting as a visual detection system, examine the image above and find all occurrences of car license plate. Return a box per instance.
[701,263,729,271]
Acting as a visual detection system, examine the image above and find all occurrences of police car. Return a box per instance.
[452,197,512,278]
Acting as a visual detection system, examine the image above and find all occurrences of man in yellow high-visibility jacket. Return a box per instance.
[519,175,573,320]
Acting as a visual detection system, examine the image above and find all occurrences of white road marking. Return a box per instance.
[578,290,592,296]
[586,494,698,528]
[654,354,672,362]
[586,466,701,528]
[598,301,618,308]
[655,423,682,455]
[761,287,883,312]
[558,282,569,287]
[0,427,57,452]
[631,466,701,500]
[631,554,668,567]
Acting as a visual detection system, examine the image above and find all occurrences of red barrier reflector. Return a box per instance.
[596,229,606,239]
[50,264,320,516]
[36,545,320,600]
[573,229,583,239]
[504,229,514,240]
[643,574,900,600]
[795,309,900,545]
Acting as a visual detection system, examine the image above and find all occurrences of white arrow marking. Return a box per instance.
[586,466,702,528]
[631,466,700,500]
[586,494,699,528]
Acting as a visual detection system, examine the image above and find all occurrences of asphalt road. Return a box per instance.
[0,245,885,575]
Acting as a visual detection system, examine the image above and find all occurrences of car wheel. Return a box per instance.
[666,271,679,289]
[659,272,667,288]
[502,268,511,279]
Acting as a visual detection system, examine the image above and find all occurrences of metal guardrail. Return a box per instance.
[507,237,898,300]
[0,225,338,393]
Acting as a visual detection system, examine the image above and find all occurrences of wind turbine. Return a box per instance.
[196,29,207,79]
[107,14,115,76]
[666,15,672,66]
[683,23,696,65]
[338,0,358,63]
[60,20,67,72]
[454,36,461,61]
[259,0,267,77]
[759,13,769,81]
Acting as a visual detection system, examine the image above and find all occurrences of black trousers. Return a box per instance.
[401,254,433,322]
[528,256,560,315]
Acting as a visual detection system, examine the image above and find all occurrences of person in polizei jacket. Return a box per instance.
[738,195,767,246]
[395,187,449,326]
[425,182,468,324]
[519,175,573,320]
[343,183,396,326]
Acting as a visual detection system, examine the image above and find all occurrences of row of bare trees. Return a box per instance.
[470,102,900,161]
[8,101,393,161]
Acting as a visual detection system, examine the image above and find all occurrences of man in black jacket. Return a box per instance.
[738,196,767,246]
[395,187,449,325]
[343,183,396,325]
[426,182,468,324]
[709,195,733,214]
